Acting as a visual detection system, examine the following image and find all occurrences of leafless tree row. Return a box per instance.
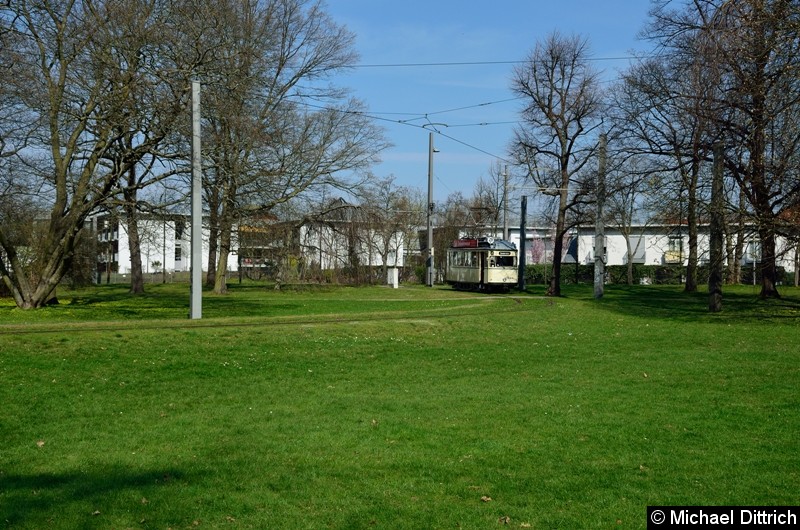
[0,0,387,308]
[510,0,800,298]
[2,0,798,307]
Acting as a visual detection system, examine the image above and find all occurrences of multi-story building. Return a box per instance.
[86,213,237,282]
[87,200,406,284]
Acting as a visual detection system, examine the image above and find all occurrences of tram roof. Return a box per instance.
[450,238,517,251]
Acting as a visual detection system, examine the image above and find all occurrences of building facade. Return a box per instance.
[87,206,405,284]
[87,213,238,281]
[496,224,797,276]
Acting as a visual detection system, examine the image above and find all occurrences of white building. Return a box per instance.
[87,205,405,283]
[88,213,238,280]
[299,221,405,270]
[496,224,796,273]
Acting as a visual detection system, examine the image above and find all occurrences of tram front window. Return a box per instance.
[495,256,515,267]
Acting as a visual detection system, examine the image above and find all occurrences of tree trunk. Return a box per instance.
[623,230,633,286]
[724,223,735,285]
[749,147,780,298]
[206,208,220,287]
[627,249,634,285]
[0,214,78,309]
[206,229,218,288]
[124,187,145,295]
[708,143,724,312]
[758,223,780,299]
[684,167,699,293]
[213,245,229,294]
[734,194,746,284]
[547,185,568,297]
[206,192,220,288]
[126,214,145,294]
[749,67,779,299]
[213,215,233,294]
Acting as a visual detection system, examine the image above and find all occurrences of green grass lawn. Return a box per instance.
[1,283,798,528]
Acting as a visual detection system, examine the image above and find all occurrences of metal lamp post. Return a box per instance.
[426,132,436,287]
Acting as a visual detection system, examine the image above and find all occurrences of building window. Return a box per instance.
[175,247,182,261]
[664,236,684,264]
[175,220,184,241]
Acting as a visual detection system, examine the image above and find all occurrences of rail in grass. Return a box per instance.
[445,237,518,292]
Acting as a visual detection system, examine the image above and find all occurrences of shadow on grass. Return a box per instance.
[558,284,800,324]
[0,465,198,527]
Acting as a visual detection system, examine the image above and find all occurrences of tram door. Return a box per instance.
[480,253,486,286]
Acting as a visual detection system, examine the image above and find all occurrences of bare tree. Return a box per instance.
[357,176,423,282]
[645,0,800,298]
[299,196,371,284]
[0,0,197,308]
[603,152,662,285]
[511,32,604,296]
[433,191,472,278]
[469,163,507,236]
[94,0,194,294]
[198,0,389,294]
[613,52,717,292]
[719,173,751,285]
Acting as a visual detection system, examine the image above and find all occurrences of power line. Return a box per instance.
[259,63,642,180]
[424,97,525,117]
[367,96,523,122]
[351,56,645,69]
[431,127,515,166]
[297,98,517,167]
[353,60,522,68]
[446,120,520,128]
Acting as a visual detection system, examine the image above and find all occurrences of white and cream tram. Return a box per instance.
[445,237,518,291]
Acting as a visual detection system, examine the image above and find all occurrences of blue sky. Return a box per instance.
[324,0,656,202]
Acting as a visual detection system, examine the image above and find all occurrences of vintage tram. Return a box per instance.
[445,237,518,291]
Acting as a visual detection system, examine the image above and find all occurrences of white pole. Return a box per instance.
[190,79,203,319]
[503,164,509,240]
[426,132,435,287]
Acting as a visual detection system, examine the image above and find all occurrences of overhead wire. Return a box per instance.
[297,96,521,168]
[293,53,654,186]
[350,55,647,68]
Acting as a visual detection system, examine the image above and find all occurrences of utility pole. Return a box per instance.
[426,132,435,287]
[594,133,607,299]
[162,209,167,285]
[517,195,527,291]
[190,79,203,319]
[503,164,509,240]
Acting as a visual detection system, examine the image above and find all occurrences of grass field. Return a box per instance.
[1,283,798,528]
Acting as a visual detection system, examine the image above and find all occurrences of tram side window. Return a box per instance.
[450,251,465,267]
[456,252,468,267]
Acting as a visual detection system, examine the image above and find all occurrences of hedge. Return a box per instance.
[523,263,792,286]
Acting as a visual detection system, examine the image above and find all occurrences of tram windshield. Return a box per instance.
[497,256,515,267]
[492,255,515,267]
